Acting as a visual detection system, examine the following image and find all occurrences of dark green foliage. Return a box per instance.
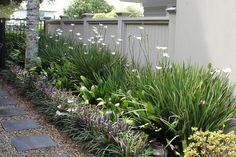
[64,0,114,18]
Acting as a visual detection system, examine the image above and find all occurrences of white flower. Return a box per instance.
[138,26,144,30]
[156,46,168,50]
[67,108,76,113]
[99,38,104,41]
[56,110,67,116]
[57,32,62,36]
[155,66,162,70]
[200,100,206,105]
[222,68,232,73]
[67,99,74,103]
[117,39,123,42]
[49,36,53,38]
[37,36,40,39]
[83,43,87,46]
[136,37,142,40]
[78,37,83,40]
[116,41,121,45]
[99,23,103,26]
[69,29,73,32]
[84,51,88,55]
[91,41,95,44]
[68,46,74,50]
[64,42,68,45]
[111,52,116,55]
[102,43,106,46]
[45,45,48,48]
[55,39,59,42]
[132,69,138,72]
[76,32,81,36]
[57,105,62,109]
[104,25,108,29]
[70,23,75,26]
[111,35,115,38]
[93,26,97,30]
[163,53,170,58]
[90,37,95,40]
[214,69,221,74]
[88,39,91,42]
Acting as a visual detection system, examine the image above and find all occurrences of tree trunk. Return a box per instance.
[25,0,40,69]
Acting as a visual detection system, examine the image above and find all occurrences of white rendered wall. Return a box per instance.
[174,0,236,82]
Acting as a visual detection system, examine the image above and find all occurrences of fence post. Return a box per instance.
[166,7,176,58]
[116,12,130,53]
[82,13,93,43]
[0,18,6,69]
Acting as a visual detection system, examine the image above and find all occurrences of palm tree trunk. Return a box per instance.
[25,0,40,69]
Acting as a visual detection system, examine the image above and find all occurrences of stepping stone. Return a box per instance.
[11,134,56,152]
[1,119,38,132]
[0,108,27,117]
[48,153,69,157]
[0,99,16,106]
[0,90,8,97]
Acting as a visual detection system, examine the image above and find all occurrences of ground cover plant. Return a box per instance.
[2,25,236,156]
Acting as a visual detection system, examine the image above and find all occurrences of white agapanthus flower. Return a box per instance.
[116,41,121,45]
[111,52,116,55]
[76,32,81,36]
[156,46,168,50]
[222,68,232,73]
[78,37,83,40]
[163,53,170,58]
[136,37,142,40]
[138,26,144,30]
[117,39,123,42]
[155,66,162,70]
[69,29,73,32]
[70,23,75,26]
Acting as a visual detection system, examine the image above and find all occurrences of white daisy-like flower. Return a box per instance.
[68,46,74,50]
[222,68,232,73]
[84,51,88,55]
[88,39,91,42]
[49,36,53,38]
[78,37,83,40]
[57,32,62,36]
[136,37,142,40]
[111,52,116,55]
[70,23,75,26]
[138,26,144,30]
[67,99,74,103]
[56,110,67,116]
[104,25,108,29]
[215,69,221,73]
[69,29,73,32]
[102,43,106,46]
[57,105,62,109]
[83,43,87,46]
[155,66,162,70]
[110,35,115,38]
[117,38,123,42]
[116,41,121,45]
[132,69,138,72]
[91,41,95,44]
[163,53,170,58]
[67,108,77,113]
[99,23,103,26]
[45,45,48,48]
[200,100,206,105]
[76,32,81,36]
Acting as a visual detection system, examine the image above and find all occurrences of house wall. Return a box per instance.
[174,0,236,82]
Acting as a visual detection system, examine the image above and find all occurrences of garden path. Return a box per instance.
[0,79,92,157]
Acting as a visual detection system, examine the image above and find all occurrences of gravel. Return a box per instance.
[0,78,94,157]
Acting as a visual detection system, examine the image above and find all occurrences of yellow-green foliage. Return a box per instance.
[93,10,117,19]
[184,128,236,157]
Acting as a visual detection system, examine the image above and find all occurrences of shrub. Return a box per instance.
[184,128,236,157]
